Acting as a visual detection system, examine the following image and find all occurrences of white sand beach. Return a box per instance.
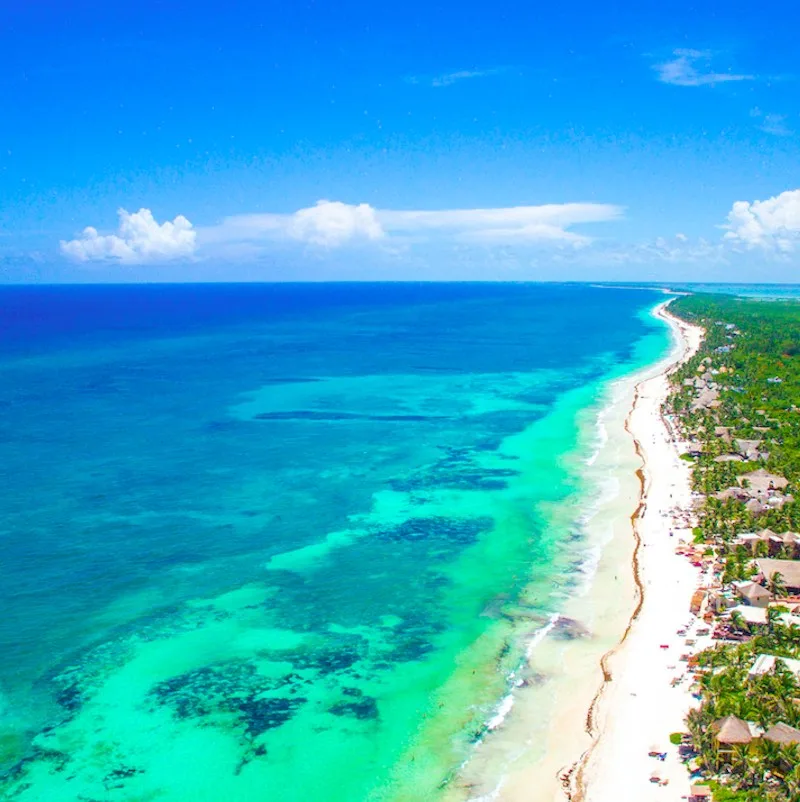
[580,305,706,801]
[456,301,707,802]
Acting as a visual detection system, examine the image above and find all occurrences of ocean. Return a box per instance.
[667,282,800,299]
[0,283,671,801]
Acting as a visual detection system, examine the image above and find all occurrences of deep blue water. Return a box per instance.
[0,283,669,801]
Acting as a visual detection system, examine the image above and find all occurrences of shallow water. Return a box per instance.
[0,283,669,800]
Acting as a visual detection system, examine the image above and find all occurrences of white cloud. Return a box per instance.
[655,49,753,87]
[200,200,384,250]
[431,68,504,87]
[408,67,507,88]
[723,190,800,251]
[287,200,384,246]
[61,208,196,263]
[594,234,724,267]
[202,200,623,253]
[750,108,792,136]
[60,200,624,269]
[381,204,622,245]
[760,114,791,136]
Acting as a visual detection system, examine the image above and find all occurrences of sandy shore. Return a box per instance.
[456,300,705,802]
[578,303,705,801]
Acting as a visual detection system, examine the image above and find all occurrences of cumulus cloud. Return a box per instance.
[202,200,622,252]
[723,190,800,251]
[655,49,753,87]
[287,200,384,246]
[200,200,384,250]
[61,200,624,266]
[60,208,196,263]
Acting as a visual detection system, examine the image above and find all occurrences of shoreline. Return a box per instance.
[454,299,701,802]
[575,302,705,801]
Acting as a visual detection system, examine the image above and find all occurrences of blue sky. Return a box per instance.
[2,0,800,282]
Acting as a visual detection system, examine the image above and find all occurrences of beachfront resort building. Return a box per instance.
[731,580,772,607]
[762,722,800,747]
[706,713,800,777]
[748,653,800,680]
[727,604,768,628]
[733,530,800,559]
[709,715,760,759]
[756,559,800,595]
[714,470,793,514]
[738,468,789,494]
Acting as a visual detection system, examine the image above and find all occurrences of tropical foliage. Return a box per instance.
[668,294,800,801]
[688,626,800,800]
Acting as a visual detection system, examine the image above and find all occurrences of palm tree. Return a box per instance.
[730,610,749,635]
[771,662,799,699]
[781,745,800,782]
[769,571,788,598]
[741,749,764,790]
[730,743,753,785]
[767,606,782,635]
[786,767,800,802]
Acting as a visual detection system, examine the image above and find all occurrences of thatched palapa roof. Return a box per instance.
[764,722,800,745]
[737,469,788,494]
[735,439,764,460]
[711,715,753,744]
[756,559,800,590]
[733,581,772,603]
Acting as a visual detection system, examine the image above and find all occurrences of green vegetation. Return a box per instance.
[668,294,800,801]
[671,295,800,519]
[687,627,800,799]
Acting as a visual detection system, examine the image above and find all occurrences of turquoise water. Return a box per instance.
[0,284,670,800]
[666,282,800,299]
